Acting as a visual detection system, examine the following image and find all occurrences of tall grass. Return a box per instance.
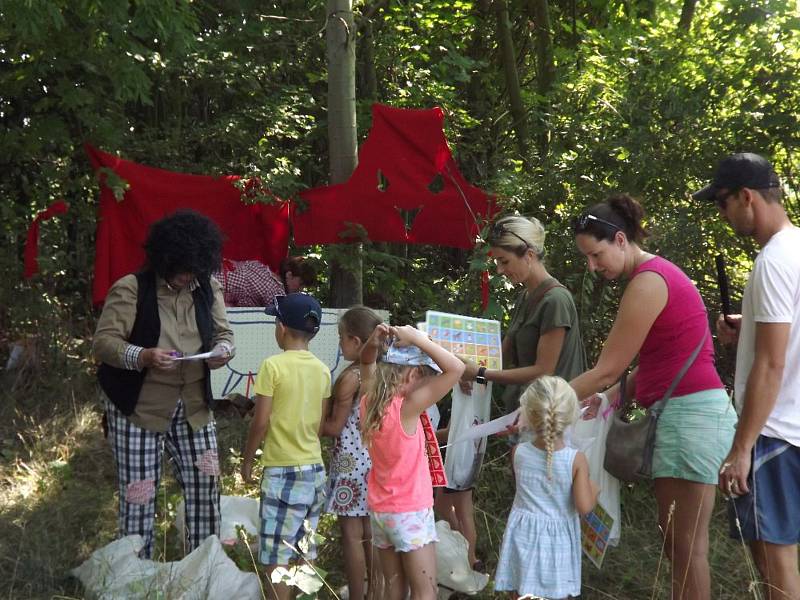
[0,356,761,599]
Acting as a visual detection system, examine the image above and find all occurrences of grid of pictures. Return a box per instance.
[425,311,502,370]
[581,502,615,568]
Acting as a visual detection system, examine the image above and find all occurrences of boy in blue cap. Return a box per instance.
[242,293,331,599]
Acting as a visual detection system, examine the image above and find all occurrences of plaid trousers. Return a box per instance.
[106,398,221,558]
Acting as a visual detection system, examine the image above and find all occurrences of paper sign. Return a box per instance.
[443,409,520,448]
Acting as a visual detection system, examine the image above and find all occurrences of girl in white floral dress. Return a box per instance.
[321,307,383,599]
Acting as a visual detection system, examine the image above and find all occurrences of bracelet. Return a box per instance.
[475,366,488,385]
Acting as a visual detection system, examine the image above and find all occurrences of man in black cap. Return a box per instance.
[694,152,800,599]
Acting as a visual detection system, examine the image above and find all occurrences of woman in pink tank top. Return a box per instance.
[358,324,465,600]
[569,194,736,600]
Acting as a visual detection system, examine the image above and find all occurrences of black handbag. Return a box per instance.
[603,330,708,483]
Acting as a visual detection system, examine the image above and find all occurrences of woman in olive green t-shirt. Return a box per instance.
[462,215,586,413]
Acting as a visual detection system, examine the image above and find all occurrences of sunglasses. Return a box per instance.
[572,213,621,233]
[489,222,530,249]
[714,188,740,210]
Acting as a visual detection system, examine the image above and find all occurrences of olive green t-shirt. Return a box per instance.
[501,279,587,412]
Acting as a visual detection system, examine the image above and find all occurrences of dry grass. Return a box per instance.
[0,359,760,599]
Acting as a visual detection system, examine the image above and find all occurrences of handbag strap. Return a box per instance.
[617,328,708,413]
[656,328,709,408]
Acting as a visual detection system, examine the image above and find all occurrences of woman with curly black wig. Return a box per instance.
[93,209,235,558]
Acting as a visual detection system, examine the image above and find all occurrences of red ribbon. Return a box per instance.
[24,200,69,278]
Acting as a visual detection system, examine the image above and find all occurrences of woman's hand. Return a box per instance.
[140,347,178,370]
[461,358,479,381]
[206,344,233,369]
[581,394,603,420]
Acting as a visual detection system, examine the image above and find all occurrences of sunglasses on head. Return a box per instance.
[572,213,621,233]
[489,222,531,250]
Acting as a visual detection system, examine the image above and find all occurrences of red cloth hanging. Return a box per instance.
[292,104,497,248]
[86,144,290,305]
[24,200,69,279]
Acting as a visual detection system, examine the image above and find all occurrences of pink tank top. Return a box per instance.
[360,393,433,513]
[632,256,723,406]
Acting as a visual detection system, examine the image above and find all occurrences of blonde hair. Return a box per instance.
[519,376,579,479]
[491,215,546,258]
[361,362,434,447]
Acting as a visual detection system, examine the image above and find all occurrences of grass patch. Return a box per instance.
[0,361,760,599]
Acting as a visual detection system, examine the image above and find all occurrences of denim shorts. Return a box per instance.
[652,388,737,484]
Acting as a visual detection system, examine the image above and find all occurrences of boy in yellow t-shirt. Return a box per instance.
[241,293,331,598]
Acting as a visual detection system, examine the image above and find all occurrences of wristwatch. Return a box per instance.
[475,366,488,385]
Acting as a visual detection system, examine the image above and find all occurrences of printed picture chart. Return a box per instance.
[425,311,502,370]
[581,501,615,568]
[420,411,448,488]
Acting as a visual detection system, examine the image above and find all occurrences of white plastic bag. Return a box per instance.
[570,393,621,545]
[444,383,492,490]
[435,520,489,595]
[71,535,262,599]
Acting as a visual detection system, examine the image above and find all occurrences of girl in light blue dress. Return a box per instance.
[494,376,599,599]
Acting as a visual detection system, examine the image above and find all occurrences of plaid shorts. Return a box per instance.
[259,464,326,565]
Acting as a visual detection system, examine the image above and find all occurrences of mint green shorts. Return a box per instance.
[652,389,737,484]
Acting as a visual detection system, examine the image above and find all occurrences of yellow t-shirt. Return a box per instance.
[253,350,331,467]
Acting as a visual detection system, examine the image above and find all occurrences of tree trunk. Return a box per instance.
[530,0,555,96]
[358,16,378,101]
[494,0,529,158]
[678,0,698,30]
[326,0,362,307]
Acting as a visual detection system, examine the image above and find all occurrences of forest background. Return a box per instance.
[1,0,799,598]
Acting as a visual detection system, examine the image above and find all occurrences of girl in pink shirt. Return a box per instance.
[359,324,464,600]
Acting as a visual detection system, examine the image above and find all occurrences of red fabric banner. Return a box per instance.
[292,104,497,249]
[86,144,289,305]
[24,200,70,279]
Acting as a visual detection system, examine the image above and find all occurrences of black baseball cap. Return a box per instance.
[265,293,322,334]
[692,152,781,202]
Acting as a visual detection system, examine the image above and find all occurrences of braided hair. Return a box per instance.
[520,376,580,480]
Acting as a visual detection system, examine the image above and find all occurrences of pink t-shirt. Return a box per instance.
[632,256,723,406]
[361,394,433,513]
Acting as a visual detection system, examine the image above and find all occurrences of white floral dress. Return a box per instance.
[325,394,371,516]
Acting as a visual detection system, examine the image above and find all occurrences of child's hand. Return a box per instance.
[390,324,426,347]
[241,461,254,485]
[366,323,393,349]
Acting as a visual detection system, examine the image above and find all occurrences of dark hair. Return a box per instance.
[339,306,383,342]
[758,187,783,204]
[576,193,649,243]
[143,210,223,280]
[280,256,317,288]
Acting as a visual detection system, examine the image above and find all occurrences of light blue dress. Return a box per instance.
[494,443,581,599]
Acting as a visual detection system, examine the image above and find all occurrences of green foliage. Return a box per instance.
[2,3,800,595]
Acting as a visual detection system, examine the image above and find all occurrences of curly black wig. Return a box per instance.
[143,210,224,280]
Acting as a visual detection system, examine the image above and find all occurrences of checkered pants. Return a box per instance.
[106,399,221,558]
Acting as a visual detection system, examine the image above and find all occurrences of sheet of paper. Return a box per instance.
[172,349,222,361]
[443,409,520,448]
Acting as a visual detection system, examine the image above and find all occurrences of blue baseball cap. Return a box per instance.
[265,293,322,333]
[382,342,441,373]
